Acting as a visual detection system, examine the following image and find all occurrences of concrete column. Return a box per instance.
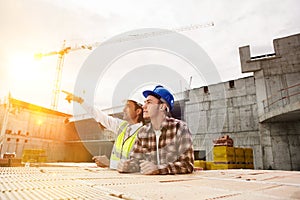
[259,123,274,169]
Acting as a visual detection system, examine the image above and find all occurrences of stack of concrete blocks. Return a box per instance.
[0,153,22,167]
[193,160,206,170]
[209,146,254,170]
[212,146,236,169]
[235,147,245,169]
[0,158,22,167]
[244,148,254,169]
[22,149,47,163]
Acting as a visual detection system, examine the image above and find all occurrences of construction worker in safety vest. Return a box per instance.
[65,93,145,169]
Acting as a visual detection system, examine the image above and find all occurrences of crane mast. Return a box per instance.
[51,41,66,110]
[35,40,97,110]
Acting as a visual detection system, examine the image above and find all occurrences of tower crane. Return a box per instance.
[35,40,100,110]
[35,22,214,111]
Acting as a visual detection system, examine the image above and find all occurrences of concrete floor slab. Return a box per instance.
[0,163,299,200]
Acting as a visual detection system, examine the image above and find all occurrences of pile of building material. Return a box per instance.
[212,135,234,146]
[0,153,22,167]
[194,135,254,170]
[21,149,47,163]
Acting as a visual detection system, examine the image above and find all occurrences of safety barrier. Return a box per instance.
[262,82,300,112]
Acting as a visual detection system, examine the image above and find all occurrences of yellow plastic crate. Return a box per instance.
[9,158,22,167]
[206,161,213,170]
[38,156,47,163]
[235,163,246,169]
[22,149,47,163]
[194,160,206,169]
[213,146,235,157]
[214,156,235,162]
[234,148,245,168]
[234,147,245,162]
[213,146,235,162]
[245,156,253,163]
[245,163,254,169]
[244,148,253,161]
[211,162,236,170]
[234,147,244,156]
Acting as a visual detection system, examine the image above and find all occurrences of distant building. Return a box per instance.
[0,97,93,162]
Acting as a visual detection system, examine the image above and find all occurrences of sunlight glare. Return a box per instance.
[8,53,40,82]
[7,52,53,107]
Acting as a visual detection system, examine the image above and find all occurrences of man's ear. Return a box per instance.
[136,108,142,115]
[160,104,164,110]
[165,106,170,113]
[160,104,167,111]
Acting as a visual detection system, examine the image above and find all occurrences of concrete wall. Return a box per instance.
[184,77,262,168]
[240,34,300,120]
[239,33,300,170]
[260,121,300,170]
[186,33,300,170]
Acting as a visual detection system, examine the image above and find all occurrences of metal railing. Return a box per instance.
[262,82,300,112]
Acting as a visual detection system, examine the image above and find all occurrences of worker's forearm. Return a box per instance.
[80,102,121,133]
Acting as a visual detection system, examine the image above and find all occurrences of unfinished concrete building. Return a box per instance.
[239,33,300,170]
[185,33,300,170]
[0,98,92,162]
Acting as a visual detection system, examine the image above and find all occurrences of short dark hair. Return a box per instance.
[127,100,144,124]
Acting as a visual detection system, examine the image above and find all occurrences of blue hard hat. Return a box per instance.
[142,85,174,110]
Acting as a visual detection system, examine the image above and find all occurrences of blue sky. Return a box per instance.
[1,0,299,114]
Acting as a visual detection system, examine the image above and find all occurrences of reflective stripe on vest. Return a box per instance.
[110,122,141,169]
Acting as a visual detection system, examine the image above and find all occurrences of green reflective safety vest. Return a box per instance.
[109,122,141,169]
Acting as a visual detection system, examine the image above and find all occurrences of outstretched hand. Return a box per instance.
[64,92,84,104]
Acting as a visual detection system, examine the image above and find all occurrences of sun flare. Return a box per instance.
[8,53,40,82]
[7,52,54,104]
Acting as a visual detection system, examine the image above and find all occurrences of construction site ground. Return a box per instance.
[0,162,299,200]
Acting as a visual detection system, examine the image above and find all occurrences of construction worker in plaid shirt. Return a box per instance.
[117,85,194,175]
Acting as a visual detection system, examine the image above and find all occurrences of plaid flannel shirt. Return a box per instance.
[125,117,194,174]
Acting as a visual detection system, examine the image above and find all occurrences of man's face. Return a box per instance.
[123,101,138,122]
[143,95,161,119]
